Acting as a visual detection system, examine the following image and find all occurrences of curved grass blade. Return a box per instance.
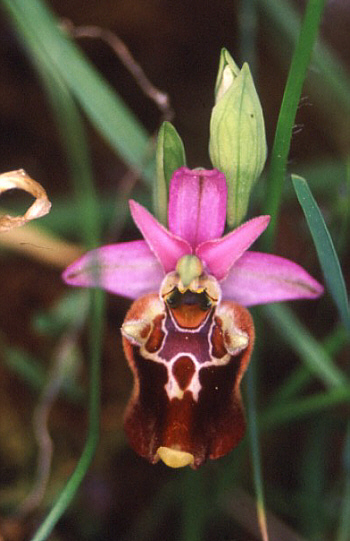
[31,288,105,541]
[292,174,350,333]
[267,325,349,406]
[261,384,350,430]
[263,304,347,388]
[1,0,155,183]
[257,0,350,121]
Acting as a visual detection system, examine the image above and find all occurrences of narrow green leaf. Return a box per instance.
[154,121,186,225]
[1,0,155,183]
[261,0,327,249]
[261,385,350,430]
[267,325,349,406]
[257,0,350,121]
[263,304,347,388]
[292,174,350,333]
[300,419,329,537]
[31,289,105,541]
[3,347,46,392]
[38,67,101,248]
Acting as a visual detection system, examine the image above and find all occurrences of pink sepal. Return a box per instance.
[62,240,164,299]
[220,251,324,306]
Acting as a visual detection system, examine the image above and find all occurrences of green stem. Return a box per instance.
[261,0,327,250]
[31,289,104,541]
[247,360,269,541]
[2,1,107,537]
[337,423,350,541]
[181,469,206,541]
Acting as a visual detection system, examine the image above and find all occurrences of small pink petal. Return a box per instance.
[196,215,270,280]
[62,240,164,299]
[220,251,324,306]
[130,200,191,272]
[168,167,227,247]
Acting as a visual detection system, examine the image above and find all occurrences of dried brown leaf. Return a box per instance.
[0,169,51,232]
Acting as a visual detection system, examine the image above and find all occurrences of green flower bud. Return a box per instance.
[209,49,267,228]
[154,121,186,226]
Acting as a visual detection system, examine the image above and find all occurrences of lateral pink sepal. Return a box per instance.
[220,251,324,306]
[62,240,164,299]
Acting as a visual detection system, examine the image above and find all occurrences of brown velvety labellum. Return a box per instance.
[122,293,254,468]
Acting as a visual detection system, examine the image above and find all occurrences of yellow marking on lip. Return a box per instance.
[157,446,194,468]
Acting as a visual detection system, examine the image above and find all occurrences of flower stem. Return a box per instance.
[31,288,105,541]
[247,359,269,541]
[337,423,350,541]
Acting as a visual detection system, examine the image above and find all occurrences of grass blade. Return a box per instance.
[292,174,350,333]
[31,289,105,541]
[262,304,347,388]
[267,325,349,406]
[257,0,350,120]
[1,0,155,183]
[261,385,350,430]
[261,0,327,249]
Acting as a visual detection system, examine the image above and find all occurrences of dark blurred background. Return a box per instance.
[0,1,349,540]
[1,0,350,183]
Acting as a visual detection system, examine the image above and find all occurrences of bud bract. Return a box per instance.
[209,49,267,228]
[154,121,186,226]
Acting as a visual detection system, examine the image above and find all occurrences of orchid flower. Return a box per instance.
[63,167,323,469]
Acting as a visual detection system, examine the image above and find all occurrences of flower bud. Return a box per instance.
[154,121,186,226]
[209,49,267,228]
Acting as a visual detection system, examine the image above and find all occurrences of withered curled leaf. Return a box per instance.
[0,169,51,232]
